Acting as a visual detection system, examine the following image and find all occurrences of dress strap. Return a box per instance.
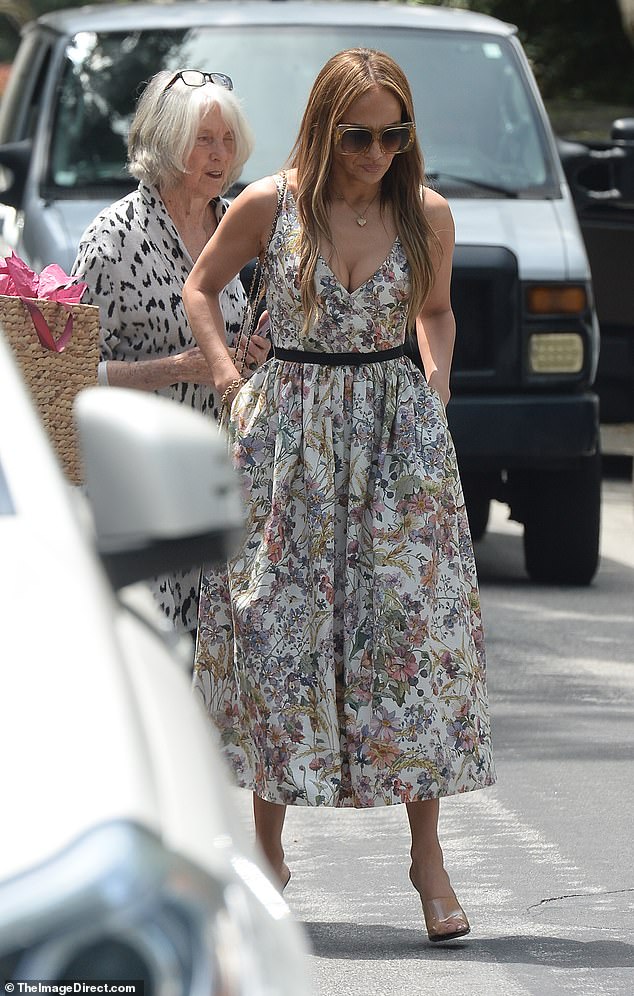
[273,170,288,205]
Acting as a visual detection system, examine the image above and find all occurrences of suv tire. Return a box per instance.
[521,452,601,585]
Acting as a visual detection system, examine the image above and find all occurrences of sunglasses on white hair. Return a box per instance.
[163,70,234,93]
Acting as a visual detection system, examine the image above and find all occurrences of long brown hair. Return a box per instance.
[288,48,439,331]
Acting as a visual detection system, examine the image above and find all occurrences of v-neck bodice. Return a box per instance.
[262,177,410,353]
[316,242,400,298]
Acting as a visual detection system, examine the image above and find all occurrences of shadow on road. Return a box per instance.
[304,920,634,967]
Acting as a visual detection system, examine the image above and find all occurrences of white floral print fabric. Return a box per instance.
[194,178,495,807]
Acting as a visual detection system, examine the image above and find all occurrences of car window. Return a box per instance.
[0,32,53,144]
[45,25,557,198]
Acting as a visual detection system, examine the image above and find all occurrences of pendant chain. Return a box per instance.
[335,188,380,227]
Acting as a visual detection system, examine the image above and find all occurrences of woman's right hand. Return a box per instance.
[218,371,249,415]
[175,334,270,385]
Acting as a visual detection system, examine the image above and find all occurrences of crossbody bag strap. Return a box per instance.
[232,170,287,378]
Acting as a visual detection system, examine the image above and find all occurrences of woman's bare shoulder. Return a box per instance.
[421,184,454,233]
[219,174,283,240]
[422,184,451,215]
[231,174,279,211]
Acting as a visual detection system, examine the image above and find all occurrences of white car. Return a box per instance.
[0,330,312,995]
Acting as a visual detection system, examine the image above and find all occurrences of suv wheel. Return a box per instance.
[520,452,601,585]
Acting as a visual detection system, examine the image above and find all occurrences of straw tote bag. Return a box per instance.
[0,295,100,483]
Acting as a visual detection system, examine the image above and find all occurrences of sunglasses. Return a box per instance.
[163,70,234,93]
[334,122,416,156]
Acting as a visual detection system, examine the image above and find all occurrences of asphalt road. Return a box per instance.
[234,465,634,996]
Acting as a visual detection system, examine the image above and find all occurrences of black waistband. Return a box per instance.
[272,344,405,366]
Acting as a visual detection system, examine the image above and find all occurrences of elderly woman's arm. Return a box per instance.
[71,240,218,391]
[98,347,216,390]
[416,189,456,406]
[183,177,279,405]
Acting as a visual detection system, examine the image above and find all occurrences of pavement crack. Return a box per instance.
[528,887,634,911]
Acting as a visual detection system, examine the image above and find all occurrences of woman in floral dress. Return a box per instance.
[184,48,495,942]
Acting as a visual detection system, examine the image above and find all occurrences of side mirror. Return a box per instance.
[557,136,631,208]
[611,117,634,142]
[0,140,32,210]
[74,387,243,590]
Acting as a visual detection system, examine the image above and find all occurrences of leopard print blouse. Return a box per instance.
[72,182,246,632]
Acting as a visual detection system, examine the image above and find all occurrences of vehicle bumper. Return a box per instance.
[447,392,600,468]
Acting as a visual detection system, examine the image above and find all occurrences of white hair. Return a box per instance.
[128,69,254,193]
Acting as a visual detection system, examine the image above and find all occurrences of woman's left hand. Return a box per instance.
[238,311,272,373]
[428,371,450,407]
[246,332,271,372]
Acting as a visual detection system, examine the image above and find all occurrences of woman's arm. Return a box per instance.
[183,176,280,405]
[416,188,456,406]
[73,214,269,392]
[100,348,219,390]
[73,235,220,391]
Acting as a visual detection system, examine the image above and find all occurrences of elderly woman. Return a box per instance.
[72,69,268,635]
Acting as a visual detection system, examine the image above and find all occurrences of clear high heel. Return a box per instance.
[421,897,471,942]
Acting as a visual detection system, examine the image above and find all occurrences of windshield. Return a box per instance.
[48,25,557,198]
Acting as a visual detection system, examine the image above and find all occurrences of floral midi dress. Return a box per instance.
[193,177,495,808]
